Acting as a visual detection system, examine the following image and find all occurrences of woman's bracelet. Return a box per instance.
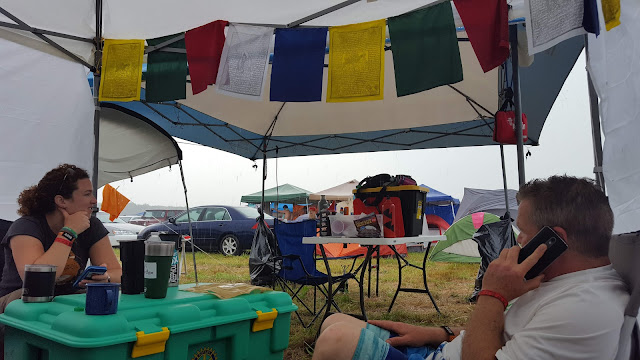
[61,226,78,239]
[55,233,74,247]
[477,289,509,309]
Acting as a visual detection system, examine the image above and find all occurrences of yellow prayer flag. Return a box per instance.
[98,39,145,102]
[327,19,386,103]
[100,184,130,221]
[601,0,621,31]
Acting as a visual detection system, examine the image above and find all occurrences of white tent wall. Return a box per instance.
[587,0,640,235]
[0,36,94,221]
[97,104,181,188]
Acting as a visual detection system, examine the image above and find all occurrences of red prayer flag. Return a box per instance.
[453,0,509,73]
[185,20,228,95]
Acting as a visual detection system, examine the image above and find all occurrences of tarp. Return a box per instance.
[587,0,640,235]
[241,183,312,204]
[453,187,518,223]
[0,36,94,221]
[309,179,358,201]
[430,212,501,263]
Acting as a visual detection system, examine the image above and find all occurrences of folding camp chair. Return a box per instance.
[610,232,640,360]
[273,220,362,328]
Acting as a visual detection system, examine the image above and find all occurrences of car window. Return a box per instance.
[169,211,181,217]
[175,208,205,223]
[143,210,166,219]
[234,207,273,220]
[202,207,228,221]
[223,210,231,220]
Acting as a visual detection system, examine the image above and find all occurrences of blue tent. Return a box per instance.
[422,185,460,226]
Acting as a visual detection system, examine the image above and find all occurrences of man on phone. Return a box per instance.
[312,176,629,360]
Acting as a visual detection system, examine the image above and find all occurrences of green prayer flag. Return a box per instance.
[388,3,463,97]
[145,34,187,103]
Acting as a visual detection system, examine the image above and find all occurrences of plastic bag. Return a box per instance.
[469,217,518,302]
[249,216,280,286]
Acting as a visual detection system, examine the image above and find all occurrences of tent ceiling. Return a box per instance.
[110,34,583,160]
[98,103,182,188]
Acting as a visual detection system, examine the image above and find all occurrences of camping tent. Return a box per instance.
[429,212,501,263]
[422,185,459,226]
[241,183,312,204]
[453,187,518,223]
[309,180,358,202]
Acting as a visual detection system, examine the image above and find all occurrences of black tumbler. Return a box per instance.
[118,239,145,295]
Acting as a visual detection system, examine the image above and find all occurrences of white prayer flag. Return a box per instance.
[525,0,587,55]
[216,24,274,100]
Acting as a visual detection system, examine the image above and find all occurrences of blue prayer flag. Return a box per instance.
[270,27,328,102]
[583,0,601,36]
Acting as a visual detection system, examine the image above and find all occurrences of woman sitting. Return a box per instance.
[0,164,122,307]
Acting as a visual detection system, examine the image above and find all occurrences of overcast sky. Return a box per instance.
[99,53,597,209]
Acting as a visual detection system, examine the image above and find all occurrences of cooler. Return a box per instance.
[354,185,428,237]
[0,285,297,360]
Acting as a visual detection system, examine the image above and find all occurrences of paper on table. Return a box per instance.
[182,283,271,299]
[524,0,586,55]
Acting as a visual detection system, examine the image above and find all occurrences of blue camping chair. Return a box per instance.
[273,220,362,328]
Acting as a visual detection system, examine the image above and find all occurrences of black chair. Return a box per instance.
[0,219,12,280]
[273,220,362,328]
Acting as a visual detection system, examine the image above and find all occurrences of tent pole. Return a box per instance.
[179,160,198,283]
[509,24,526,186]
[500,144,511,219]
[91,0,103,202]
[584,36,606,192]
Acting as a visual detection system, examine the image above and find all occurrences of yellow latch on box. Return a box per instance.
[132,327,170,358]
[252,308,278,332]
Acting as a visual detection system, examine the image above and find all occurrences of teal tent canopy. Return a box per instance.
[241,184,312,204]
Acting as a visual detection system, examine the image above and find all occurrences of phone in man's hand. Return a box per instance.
[517,226,568,280]
[73,265,107,288]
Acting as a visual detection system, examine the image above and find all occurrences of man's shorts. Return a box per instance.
[352,324,442,360]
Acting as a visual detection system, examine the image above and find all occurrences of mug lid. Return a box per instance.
[24,264,57,272]
[145,241,174,256]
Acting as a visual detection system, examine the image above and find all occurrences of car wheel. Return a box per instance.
[219,234,241,256]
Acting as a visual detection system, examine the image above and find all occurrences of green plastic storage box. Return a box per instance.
[0,285,297,360]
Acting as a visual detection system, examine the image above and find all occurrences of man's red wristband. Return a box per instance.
[54,234,74,247]
[478,289,509,309]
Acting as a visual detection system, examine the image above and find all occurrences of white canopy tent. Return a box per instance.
[309,179,358,202]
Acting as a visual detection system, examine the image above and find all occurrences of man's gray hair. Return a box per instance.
[516,175,613,258]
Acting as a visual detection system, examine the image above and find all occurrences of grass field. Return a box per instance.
[153,249,480,360]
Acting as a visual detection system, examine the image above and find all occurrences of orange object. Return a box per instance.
[100,184,130,221]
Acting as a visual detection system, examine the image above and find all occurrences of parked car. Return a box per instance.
[118,215,141,223]
[129,209,183,227]
[96,212,145,247]
[137,205,274,256]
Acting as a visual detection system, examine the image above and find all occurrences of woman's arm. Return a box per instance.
[87,236,122,284]
[10,235,74,279]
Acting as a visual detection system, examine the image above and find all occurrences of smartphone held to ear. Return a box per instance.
[73,265,107,288]
[517,226,568,280]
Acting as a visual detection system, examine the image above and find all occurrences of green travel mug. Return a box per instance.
[144,241,174,299]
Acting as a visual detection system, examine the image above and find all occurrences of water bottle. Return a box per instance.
[319,195,331,236]
[148,232,161,242]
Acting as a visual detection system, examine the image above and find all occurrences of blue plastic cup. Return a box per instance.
[85,283,120,315]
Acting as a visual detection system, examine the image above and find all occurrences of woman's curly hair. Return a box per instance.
[17,164,89,216]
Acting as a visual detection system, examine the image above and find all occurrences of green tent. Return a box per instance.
[241,184,312,204]
[429,212,501,263]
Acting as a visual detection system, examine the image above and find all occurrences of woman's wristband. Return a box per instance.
[61,226,78,239]
[55,233,74,247]
[478,289,509,309]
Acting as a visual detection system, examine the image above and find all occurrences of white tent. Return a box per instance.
[309,179,358,201]
[453,188,518,223]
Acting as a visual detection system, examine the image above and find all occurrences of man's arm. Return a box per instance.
[461,244,547,360]
[368,320,463,348]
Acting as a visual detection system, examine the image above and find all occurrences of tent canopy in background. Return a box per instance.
[453,187,518,223]
[241,183,312,204]
[309,179,358,201]
[422,185,459,225]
